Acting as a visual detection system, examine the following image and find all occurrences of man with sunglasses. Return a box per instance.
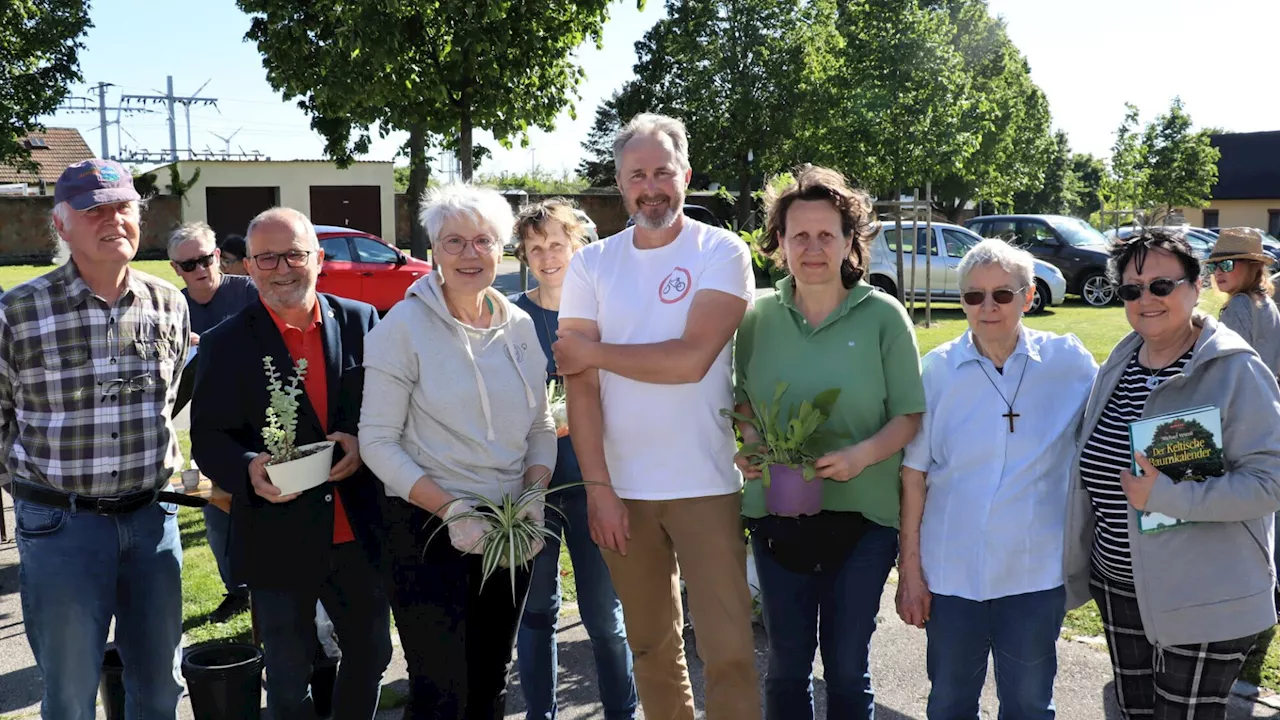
[191,207,391,720]
[0,159,197,719]
[168,222,259,622]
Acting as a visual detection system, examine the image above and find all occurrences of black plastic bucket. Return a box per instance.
[311,652,339,718]
[99,645,125,720]
[181,643,264,720]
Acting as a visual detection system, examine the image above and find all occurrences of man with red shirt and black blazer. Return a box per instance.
[190,207,390,720]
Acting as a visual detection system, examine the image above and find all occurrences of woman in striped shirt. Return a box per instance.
[1065,229,1280,719]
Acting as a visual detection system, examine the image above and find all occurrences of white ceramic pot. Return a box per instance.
[265,441,335,495]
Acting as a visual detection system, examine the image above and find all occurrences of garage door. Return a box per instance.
[310,186,382,237]
[205,187,279,241]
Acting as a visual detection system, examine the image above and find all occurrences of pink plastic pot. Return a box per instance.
[764,464,824,517]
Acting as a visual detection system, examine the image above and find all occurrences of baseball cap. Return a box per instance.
[54,159,141,211]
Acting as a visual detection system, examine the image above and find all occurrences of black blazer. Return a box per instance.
[190,293,383,590]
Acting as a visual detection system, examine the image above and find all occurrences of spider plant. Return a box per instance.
[547,379,568,433]
[427,474,577,601]
[720,381,843,488]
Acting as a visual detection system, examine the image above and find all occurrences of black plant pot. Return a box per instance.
[181,643,265,720]
[99,645,125,720]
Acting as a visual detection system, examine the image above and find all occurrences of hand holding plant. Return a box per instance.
[720,382,844,487]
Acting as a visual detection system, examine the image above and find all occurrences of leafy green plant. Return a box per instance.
[166,165,201,205]
[739,227,787,288]
[720,382,842,487]
[429,476,571,600]
[547,379,568,433]
[261,356,307,463]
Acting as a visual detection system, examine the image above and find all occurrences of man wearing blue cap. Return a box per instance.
[0,159,193,719]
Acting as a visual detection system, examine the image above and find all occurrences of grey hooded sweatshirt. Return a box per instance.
[359,273,556,505]
[1064,315,1280,647]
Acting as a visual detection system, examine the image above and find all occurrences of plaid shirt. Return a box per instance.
[0,261,190,496]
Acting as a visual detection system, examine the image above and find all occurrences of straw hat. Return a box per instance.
[1207,227,1273,264]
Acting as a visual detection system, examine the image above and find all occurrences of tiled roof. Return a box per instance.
[1210,131,1280,201]
[0,128,95,186]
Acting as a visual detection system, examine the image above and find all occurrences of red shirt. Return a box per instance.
[264,301,355,545]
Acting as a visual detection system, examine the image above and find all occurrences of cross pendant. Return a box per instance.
[1003,408,1020,433]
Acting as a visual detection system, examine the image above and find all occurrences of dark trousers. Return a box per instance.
[1090,574,1257,719]
[254,541,393,720]
[384,497,532,720]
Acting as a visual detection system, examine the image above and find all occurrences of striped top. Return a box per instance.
[1079,348,1193,586]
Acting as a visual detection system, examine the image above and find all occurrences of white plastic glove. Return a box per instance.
[444,500,492,555]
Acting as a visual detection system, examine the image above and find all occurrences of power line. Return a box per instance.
[120,76,219,162]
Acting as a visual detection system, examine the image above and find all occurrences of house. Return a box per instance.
[1179,131,1280,235]
[144,159,396,244]
[0,128,95,195]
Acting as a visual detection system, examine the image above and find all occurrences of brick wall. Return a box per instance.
[0,195,183,264]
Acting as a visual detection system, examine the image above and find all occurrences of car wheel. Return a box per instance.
[1080,272,1114,307]
[1029,279,1049,315]
[869,276,897,297]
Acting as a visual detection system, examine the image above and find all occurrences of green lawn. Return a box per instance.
[0,260,180,291]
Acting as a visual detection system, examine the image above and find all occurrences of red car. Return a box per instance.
[316,225,432,313]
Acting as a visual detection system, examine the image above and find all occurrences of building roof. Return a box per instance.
[0,128,95,186]
[1210,131,1280,201]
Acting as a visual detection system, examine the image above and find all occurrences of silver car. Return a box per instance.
[866,221,1067,314]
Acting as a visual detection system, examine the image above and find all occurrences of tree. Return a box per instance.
[1102,102,1146,227]
[1013,130,1077,215]
[0,0,91,171]
[237,0,642,259]
[1142,97,1219,224]
[618,0,822,228]
[1070,153,1105,219]
[577,81,650,187]
[925,0,1054,220]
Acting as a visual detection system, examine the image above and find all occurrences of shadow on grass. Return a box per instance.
[1242,625,1278,690]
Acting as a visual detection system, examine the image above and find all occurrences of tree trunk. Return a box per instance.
[459,93,475,182]
[893,186,905,305]
[407,125,430,261]
[736,160,752,231]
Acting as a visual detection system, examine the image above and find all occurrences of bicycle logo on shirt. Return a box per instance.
[658,267,693,304]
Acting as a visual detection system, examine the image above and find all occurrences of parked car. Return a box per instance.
[865,221,1066,314]
[1104,225,1217,259]
[315,225,432,313]
[965,214,1114,307]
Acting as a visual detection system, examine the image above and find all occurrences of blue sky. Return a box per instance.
[44,0,1280,177]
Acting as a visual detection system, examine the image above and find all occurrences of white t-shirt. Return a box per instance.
[559,219,754,500]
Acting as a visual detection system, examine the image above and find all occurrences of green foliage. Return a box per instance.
[429,480,568,601]
[577,81,651,187]
[546,379,568,433]
[739,227,787,288]
[166,165,201,204]
[721,382,843,486]
[131,170,159,199]
[474,169,589,195]
[0,0,91,172]
[1013,131,1078,215]
[1101,98,1219,224]
[261,356,307,463]
[1071,153,1106,219]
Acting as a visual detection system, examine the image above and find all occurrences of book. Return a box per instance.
[1128,405,1225,534]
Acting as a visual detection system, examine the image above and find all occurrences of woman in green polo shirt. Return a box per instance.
[730,165,925,720]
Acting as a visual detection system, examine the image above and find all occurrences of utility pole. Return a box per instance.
[121,76,218,162]
[97,83,109,158]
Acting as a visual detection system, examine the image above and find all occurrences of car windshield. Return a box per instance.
[1046,216,1109,246]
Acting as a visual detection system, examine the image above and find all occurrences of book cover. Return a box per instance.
[1128,405,1224,534]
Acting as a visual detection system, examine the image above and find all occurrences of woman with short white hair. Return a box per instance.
[898,238,1098,719]
[359,184,557,719]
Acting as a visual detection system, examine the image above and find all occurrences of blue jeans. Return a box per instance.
[253,541,393,720]
[16,498,184,720]
[753,521,899,720]
[517,482,637,720]
[201,504,247,598]
[925,586,1066,720]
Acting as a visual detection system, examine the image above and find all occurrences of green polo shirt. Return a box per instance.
[734,278,926,528]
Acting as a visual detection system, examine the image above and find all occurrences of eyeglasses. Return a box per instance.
[175,254,216,273]
[220,255,242,267]
[99,373,154,399]
[440,235,499,255]
[250,250,314,270]
[1205,260,1236,274]
[1116,277,1188,302]
[962,287,1028,306]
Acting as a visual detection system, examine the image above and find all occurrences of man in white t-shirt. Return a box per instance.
[553,113,761,720]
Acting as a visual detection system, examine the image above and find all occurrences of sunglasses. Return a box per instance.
[1115,277,1188,302]
[1205,260,1235,274]
[175,254,216,273]
[961,287,1027,306]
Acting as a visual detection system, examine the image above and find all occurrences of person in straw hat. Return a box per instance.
[1205,227,1280,377]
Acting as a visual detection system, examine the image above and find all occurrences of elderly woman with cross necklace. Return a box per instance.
[897,238,1097,719]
